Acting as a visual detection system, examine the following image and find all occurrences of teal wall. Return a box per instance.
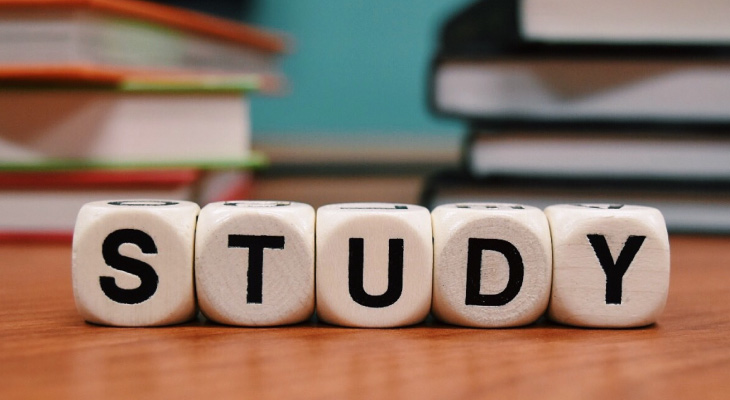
[243,0,468,140]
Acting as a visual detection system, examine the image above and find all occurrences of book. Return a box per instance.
[421,171,730,234]
[429,0,730,125]
[432,58,730,125]
[465,129,730,180]
[0,85,267,169]
[0,0,285,81]
[522,0,730,44]
[0,0,282,241]
[255,132,460,170]
[436,0,730,55]
[0,168,196,240]
[424,1,730,235]
[250,132,461,208]
[251,174,428,210]
[195,168,253,205]
[0,168,252,240]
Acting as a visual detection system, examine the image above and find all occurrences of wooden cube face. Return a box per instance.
[72,200,199,326]
[545,204,671,328]
[315,203,433,327]
[195,201,315,326]
[432,203,552,327]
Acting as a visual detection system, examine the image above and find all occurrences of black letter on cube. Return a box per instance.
[465,238,524,306]
[228,235,286,304]
[587,234,646,305]
[348,238,404,308]
[100,229,159,305]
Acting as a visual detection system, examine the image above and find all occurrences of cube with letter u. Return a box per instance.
[315,203,433,328]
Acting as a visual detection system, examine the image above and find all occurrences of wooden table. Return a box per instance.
[1,236,729,399]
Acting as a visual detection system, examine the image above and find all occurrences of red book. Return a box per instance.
[0,168,252,241]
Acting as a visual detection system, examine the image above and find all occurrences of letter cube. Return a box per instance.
[545,204,670,328]
[72,200,199,326]
[195,201,315,326]
[431,203,552,327]
[316,203,433,327]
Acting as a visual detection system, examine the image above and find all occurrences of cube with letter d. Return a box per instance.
[432,203,552,327]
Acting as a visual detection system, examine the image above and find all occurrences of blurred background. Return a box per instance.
[242,1,464,142]
[159,0,466,139]
[187,0,730,233]
[151,0,470,208]
[2,0,730,238]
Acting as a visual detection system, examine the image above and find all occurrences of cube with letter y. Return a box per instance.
[195,201,315,326]
[316,203,433,327]
[545,204,670,328]
[72,200,199,326]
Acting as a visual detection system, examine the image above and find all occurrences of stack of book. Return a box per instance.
[423,0,730,233]
[0,0,286,240]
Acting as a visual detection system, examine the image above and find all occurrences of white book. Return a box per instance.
[0,89,251,167]
[523,0,730,44]
[0,169,252,238]
[0,4,283,75]
[434,59,730,122]
[0,189,193,236]
[468,131,730,180]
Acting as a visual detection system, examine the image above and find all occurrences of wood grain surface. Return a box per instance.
[1,236,729,400]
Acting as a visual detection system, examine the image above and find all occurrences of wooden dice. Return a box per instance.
[315,203,433,327]
[545,204,670,328]
[195,201,315,326]
[72,200,199,326]
[432,203,552,327]
[72,200,671,329]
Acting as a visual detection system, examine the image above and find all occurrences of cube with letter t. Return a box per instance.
[72,200,199,326]
[545,204,670,328]
[195,201,315,326]
[316,203,433,327]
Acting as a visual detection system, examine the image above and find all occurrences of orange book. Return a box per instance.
[0,0,287,84]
